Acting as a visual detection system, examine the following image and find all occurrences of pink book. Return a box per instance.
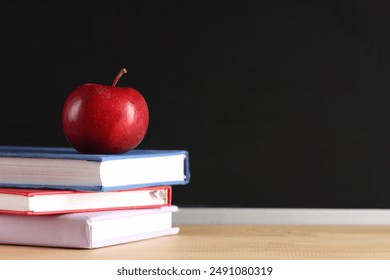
[0,206,179,248]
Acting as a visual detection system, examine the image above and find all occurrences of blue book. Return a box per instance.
[0,146,190,191]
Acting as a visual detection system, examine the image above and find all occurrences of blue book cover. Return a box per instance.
[0,146,190,191]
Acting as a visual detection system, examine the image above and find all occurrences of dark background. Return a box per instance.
[1,1,390,208]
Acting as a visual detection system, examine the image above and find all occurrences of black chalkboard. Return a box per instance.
[1,1,389,208]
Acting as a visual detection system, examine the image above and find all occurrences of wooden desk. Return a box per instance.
[1,225,390,260]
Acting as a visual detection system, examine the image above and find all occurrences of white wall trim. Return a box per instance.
[173,208,390,225]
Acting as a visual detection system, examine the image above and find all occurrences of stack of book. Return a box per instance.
[0,145,190,249]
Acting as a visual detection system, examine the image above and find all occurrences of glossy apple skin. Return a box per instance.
[62,83,149,154]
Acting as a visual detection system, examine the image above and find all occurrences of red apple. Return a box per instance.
[62,68,149,154]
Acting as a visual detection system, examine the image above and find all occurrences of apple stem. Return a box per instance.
[112,68,127,87]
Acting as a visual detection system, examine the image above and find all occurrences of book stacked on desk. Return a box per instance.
[0,145,190,249]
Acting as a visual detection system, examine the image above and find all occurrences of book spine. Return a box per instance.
[0,214,91,248]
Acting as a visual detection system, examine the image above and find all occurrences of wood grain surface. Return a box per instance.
[1,225,390,260]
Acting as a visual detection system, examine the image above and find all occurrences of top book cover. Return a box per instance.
[0,146,190,191]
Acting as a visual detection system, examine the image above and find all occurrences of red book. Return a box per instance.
[0,186,172,215]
